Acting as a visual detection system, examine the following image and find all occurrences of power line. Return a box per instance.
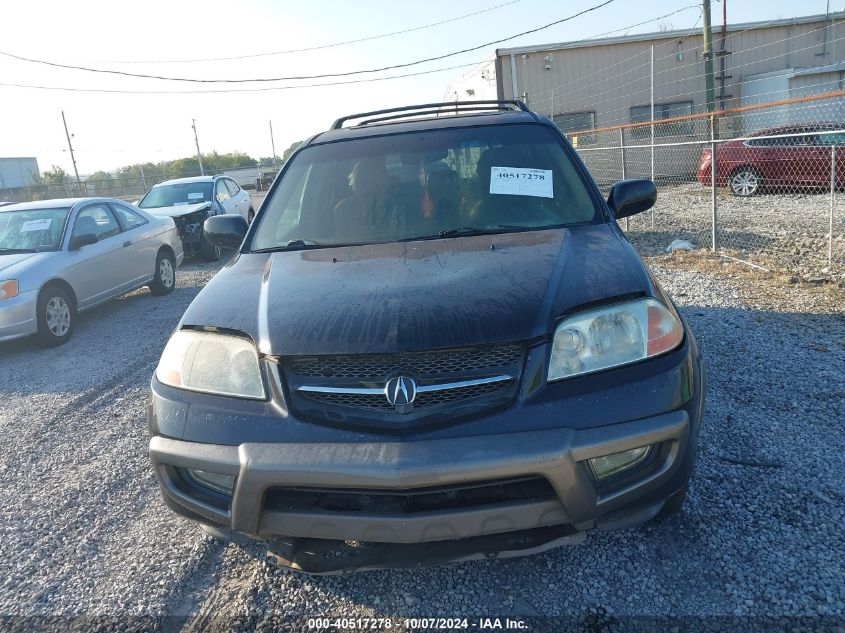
[78,0,526,64]
[582,5,698,41]
[0,0,615,84]
[0,61,482,95]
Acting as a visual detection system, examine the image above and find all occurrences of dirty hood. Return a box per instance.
[180,225,654,355]
[140,202,211,218]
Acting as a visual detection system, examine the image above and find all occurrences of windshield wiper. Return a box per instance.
[400,225,549,242]
[399,227,498,242]
[0,248,37,254]
[251,239,323,253]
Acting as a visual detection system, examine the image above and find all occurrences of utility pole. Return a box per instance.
[61,111,82,187]
[269,120,277,166]
[702,0,716,113]
[192,119,205,176]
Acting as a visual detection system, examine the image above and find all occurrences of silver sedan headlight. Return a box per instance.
[156,330,265,399]
[548,298,683,381]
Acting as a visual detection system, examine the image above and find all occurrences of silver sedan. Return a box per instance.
[0,197,184,346]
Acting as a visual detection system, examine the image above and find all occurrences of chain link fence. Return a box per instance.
[563,90,845,279]
[0,165,281,205]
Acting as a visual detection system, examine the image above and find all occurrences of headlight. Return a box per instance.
[0,280,19,300]
[156,330,265,399]
[548,298,683,381]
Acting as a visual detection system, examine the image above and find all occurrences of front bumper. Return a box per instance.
[150,407,696,571]
[0,289,38,342]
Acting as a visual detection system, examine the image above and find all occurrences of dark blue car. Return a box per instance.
[148,101,705,573]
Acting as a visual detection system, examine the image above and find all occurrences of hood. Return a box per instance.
[140,202,211,218]
[0,251,51,277]
[180,224,654,356]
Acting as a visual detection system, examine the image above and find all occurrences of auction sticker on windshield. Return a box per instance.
[20,218,52,232]
[187,192,204,200]
[490,167,553,198]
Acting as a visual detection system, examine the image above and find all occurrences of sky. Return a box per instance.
[0,0,838,175]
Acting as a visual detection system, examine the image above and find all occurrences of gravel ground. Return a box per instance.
[618,183,845,280]
[0,254,843,632]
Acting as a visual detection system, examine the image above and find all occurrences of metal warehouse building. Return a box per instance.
[0,157,39,190]
[446,11,845,134]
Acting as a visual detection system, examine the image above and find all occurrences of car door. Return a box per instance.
[775,128,817,188]
[110,201,156,286]
[225,178,247,219]
[214,179,235,215]
[63,203,129,308]
[806,130,845,187]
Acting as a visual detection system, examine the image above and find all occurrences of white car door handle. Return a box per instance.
[123,240,132,247]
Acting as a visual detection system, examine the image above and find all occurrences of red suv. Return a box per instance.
[697,124,845,196]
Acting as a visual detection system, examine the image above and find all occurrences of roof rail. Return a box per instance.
[330,100,529,131]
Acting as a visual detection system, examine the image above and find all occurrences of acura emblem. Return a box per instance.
[384,375,417,410]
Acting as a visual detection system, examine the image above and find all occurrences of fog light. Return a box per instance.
[187,469,235,494]
[587,446,651,480]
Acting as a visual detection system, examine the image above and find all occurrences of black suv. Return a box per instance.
[149,101,705,573]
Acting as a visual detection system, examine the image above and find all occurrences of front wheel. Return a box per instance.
[729,167,762,197]
[149,251,176,295]
[200,231,222,262]
[35,286,75,347]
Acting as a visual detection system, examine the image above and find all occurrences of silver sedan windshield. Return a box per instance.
[0,208,70,252]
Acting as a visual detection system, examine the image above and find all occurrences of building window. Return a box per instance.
[553,111,596,134]
[630,101,693,138]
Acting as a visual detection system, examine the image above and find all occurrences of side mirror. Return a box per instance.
[204,214,248,250]
[69,233,98,250]
[607,179,657,219]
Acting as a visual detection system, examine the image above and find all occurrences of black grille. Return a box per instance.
[302,380,509,412]
[265,477,555,515]
[302,391,395,411]
[414,381,505,407]
[282,343,525,430]
[287,345,523,379]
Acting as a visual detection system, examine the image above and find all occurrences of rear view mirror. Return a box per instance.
[69,233,98,250]
[204,214,248,250]
[607,179,657,219]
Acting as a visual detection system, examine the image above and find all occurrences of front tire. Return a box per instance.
[200,231,222,262]
[35,285,75,347]
[729,167,762,197]
[149,251,176,296]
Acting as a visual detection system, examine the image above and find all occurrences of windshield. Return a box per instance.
[250,123,599,251]
[0,207,70,252]
[139,182,213,208]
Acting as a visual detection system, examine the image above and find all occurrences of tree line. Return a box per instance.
[31,142,301,193]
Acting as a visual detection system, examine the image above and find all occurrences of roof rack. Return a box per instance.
[330,100,529,131]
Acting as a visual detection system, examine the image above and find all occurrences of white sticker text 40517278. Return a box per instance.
[489,167,553,198]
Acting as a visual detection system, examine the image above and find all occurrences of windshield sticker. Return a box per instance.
[187,192,204,200]
[490,167,553,198]
[20,218,53,232]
